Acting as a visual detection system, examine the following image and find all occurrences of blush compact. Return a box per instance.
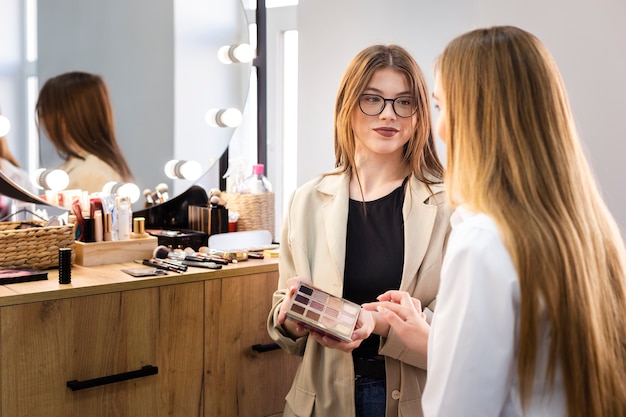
[285,284,361,342]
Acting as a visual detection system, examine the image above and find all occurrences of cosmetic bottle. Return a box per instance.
[241,164,272,194]
[93,210,104,242]
[117,197,131,240]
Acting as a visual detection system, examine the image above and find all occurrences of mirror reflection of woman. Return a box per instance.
[35,71,133,193]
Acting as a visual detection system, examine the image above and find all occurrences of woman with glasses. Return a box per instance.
[365,26,626,417]
[267,44,451,417]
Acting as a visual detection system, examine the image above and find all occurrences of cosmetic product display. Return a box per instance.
[58,247,72,284]
[285,284,361,343]
[74,236,158,267]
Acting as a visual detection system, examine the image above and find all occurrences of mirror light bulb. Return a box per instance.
[164,160,203,180]
[102,181,141,204]
[0,115,11,137]
[218,44,255,64]
[31,168,70,191]
[205,108,243,128]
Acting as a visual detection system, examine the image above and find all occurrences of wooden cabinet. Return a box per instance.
[0,259,298,417]
[205,270,301,416]
[0,282,204,417]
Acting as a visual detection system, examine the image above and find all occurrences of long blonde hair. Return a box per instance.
[439,25,626,416]
[334,44,443,184]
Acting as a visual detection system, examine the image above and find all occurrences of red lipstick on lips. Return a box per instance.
[373,127,399,137]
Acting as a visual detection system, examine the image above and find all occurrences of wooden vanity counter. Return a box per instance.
[0,257,299,417]
[0,257,280,306]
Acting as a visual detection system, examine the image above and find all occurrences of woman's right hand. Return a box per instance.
[363,290,430,355]
[277,276,313,338]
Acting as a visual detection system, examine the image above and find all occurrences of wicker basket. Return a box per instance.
[222,192,275,240]
[0,221,76,270]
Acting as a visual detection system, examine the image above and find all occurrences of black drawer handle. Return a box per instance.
[252,342,280,353]
[67,365,158,391]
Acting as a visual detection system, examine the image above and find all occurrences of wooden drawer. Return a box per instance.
[204,271,301,416]
[0,283,203,417]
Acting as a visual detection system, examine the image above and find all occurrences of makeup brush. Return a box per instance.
[152,245,229,265]
[156,183,169,202]
[143,189,155,205]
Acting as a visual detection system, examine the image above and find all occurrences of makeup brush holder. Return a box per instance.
[0,220,75,270]
[187,205,229,236]
[222,192,275,240]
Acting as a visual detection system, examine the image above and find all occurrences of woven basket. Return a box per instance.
[223,192,275,240]
[0,221,76,270]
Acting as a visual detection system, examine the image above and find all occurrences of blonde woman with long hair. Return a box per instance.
[366,26,626,416]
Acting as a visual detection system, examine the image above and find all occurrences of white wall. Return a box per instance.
[296,0,626,235]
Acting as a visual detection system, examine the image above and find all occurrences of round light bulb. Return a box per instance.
[164,160,179,179]
[205,108,242,128]
[218,44,254,64]
[0,115,11,137]
[164,160,203,180]
[102,181,140,204]
[31,168,69,191]
[118,183,141,204]
[102,181,117,195]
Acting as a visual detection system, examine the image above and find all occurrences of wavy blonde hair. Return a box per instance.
[333,44,443,185]
[438,26,626,416]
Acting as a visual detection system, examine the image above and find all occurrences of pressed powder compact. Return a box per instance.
[285,284,361,342]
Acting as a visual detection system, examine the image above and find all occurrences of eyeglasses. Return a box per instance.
[358,94,418,118]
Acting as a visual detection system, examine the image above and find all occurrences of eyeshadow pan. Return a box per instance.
[320,316,335,328]
[312,291,328,303]
[300,286,313,296]
[339,312,354,324]
[327,297,342,310]
[295,294,309,305]
[306,310,320,321]
[310,300,324,311]
[290,304,305,315]
[343,303,359,315]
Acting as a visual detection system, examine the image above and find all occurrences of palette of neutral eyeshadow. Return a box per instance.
[285,284,361,343]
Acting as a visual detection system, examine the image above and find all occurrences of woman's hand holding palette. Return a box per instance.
[285,284,361,343]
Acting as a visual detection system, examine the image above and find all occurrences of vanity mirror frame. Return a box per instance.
[1,0,253,213]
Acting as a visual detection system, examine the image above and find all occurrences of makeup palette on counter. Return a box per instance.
[285,284,361,342]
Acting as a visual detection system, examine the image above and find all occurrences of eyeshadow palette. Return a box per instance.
[285,284,361,343]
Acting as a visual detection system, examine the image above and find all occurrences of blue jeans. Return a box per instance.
[355,377,386,417]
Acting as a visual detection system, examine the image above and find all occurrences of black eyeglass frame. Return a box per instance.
[358,94,418,118]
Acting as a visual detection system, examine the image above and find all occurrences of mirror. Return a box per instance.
[5,0,251,211]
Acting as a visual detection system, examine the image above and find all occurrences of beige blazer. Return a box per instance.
[268,170,452,417]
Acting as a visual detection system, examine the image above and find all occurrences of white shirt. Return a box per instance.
[423,205,566,417]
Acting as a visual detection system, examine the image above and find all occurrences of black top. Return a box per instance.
[344,177,407,362]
